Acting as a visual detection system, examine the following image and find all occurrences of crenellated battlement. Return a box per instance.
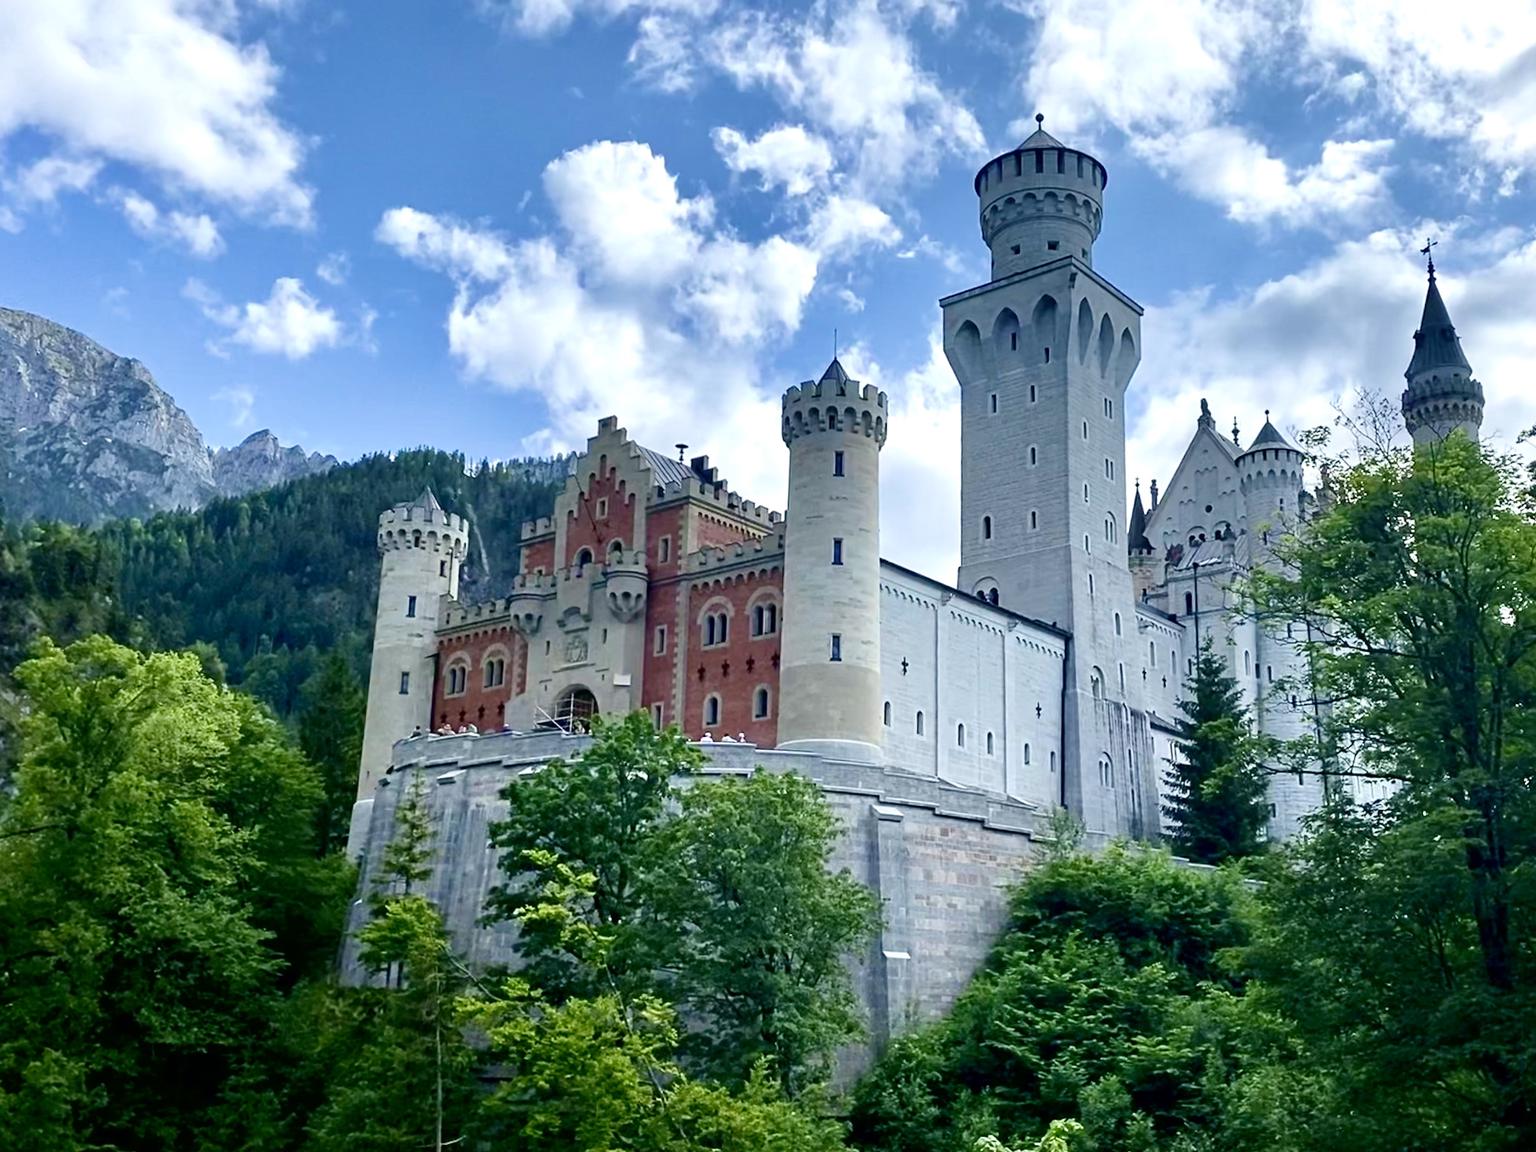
[973,119,1107,279]
[378,501,469,556]
[686,531,787,574]
[656,475,783,524]
[440,597,513,630]
[520,516,555,541]
[781,375,889,447]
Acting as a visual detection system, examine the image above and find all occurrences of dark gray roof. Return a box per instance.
[413,487,443,511]
[1406,270,1473,381]
[819,357,852,387]
[1018,125,1066,150]
[637,445,693,488]
[1245,416,1296,452]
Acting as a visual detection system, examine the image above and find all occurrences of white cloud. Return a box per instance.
[704,2,985,188]
[0,0,313,227]
[542,140,713,287]
[378,140,832,507]
[712,124,835,196]
[117,191,224,258]
[806,194,900,258]
[6,155,103,204]
[1127,225,1536,493]
[213,384,256,429]
[187,276,344,359]
[316,251,350,285]
[474,0,717,37]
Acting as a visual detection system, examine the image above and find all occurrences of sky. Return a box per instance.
[2,0,1535,581]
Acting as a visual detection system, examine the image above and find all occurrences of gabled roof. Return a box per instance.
[1406,268,1473,381]
[637,445,692,488]
[1143,402,1244,544]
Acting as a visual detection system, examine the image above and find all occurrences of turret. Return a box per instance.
[973,113,1107,280]
[1127,481,1157,600]
[1401,251,1483,449]
[776,358,888,762]
[354,489,469,825]
[1236,414,1305,560]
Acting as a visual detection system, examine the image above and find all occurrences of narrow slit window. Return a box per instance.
[833,450,845,476]
[830,633,842,662]
[832,538,843,565]
[406,595,417,618]
[398,671,410,695]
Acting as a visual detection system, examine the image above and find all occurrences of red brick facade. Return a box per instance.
[432,625,522,732]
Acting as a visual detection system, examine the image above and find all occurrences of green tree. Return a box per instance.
[298,653,366,855]
[1161,636,1272,864]
[1244,432,1536,1147]
[0,637,347,1150]
[485,712,703,997]
[850,847,1257,1152]
[649,770,882,1095]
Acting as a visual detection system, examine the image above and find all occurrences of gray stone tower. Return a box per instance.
[356,489,467,804]
[941,116,1147,834]
[1401,254,1483,449]
[777,359,888,763]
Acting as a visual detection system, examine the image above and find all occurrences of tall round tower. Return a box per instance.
[776,358,888,762]
[356,489,468,804]
[1401,254,1483,450]
[975,113,1107,281]
[1236,414,1305,560]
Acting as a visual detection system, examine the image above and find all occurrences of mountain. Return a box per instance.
[212,428,337,498]
[0,307,330,522]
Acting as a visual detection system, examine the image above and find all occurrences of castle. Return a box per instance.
[343,122,1486,1059]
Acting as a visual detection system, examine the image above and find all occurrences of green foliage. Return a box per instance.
[0,637,349,1149]
[96,448,559,716]
[850,847,1256,1152]
[649,770,882,1094]
[486,713,879,1094]
[297,653,366,855]
[487,713,704,996]
[1161,637,1271,865]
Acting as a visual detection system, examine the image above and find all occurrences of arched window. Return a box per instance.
[986,731,994,755]
[554,687,598,732]
[882,701,892,727]
[1114,612,1122,636]
[753,687,770,720]
[1090,667,1104,699]
[1105,514,1117,544]
[704,694,722,727]
[574,547,593,571]
[1024,742,1031,764]
[446,662,469,696]
[987,588,999,606]
[982,515,992,540]
[1099,754,1115,788]
[483,655,506,688]
[608,538,625,558]
[1243,650,1252,676]
[915,711,925,736]
[751,602,778,637]
[957,723,966,748]
[704,612,729,647]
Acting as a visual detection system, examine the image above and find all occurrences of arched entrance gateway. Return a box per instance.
[549,686,597,733]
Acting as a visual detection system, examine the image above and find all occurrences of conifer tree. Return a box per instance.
[298,653,367,855]
[1161,636,1270,863]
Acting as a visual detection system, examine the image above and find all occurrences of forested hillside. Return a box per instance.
[96,448,564,716]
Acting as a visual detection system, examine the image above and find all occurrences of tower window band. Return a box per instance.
[830,633,842,662]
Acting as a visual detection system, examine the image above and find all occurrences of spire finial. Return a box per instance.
[1232,416,1241,445]
[675,442,688,462]
[1420,236,1438,278]
[1265,408,1271,421]
[1036,112,1045,129]
[833,326,838,360]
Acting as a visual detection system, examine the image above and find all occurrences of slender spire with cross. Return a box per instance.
[1420,236,1438,277]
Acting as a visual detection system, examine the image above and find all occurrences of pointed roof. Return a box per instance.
[1019,111,1064,150]
[1245,411,1296,452]
[1406,266,1472,381]
[413,487,443,512]
[1127,484,1153,555]
[819,357,852,388]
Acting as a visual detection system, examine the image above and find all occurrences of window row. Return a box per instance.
[699,687,774,729]
[443,653,509,697]
[690,601,781,651]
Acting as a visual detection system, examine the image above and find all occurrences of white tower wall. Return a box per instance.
[357,496,468,804]
[777,365,889,761]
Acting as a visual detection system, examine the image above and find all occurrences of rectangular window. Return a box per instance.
[1082,420,1089,439]
[989,392,998,414]
[398,671,410,695]
[1047,240,1059,251]
[595,497,608,518]
[1029,385,1037,403]
[831,538,843,565]
[439,560,447,577]
[651,703,664,727]
[833,450,845,476]
[659,536,671,563]
[406,595,417,618]
[830,633,842,662]
[1010,332,1018,350]
[654,625,667,655]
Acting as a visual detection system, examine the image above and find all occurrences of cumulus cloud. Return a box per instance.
[712,124,835,196]
[187,276,344,359]
[117,191,224,258]
[0,0,313,227]
[1126,225,1536,493]
[377,141,824,499]
[806,194,900,258]
[474,0,717,37]
[5,155,103,204]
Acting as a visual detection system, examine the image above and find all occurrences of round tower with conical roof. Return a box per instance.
[1237,414,1305,561]
[776,358,888,762]
[355,489,468,811]
[1401,254,1484,450]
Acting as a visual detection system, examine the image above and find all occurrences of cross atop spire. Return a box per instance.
[1420,236,1438,278]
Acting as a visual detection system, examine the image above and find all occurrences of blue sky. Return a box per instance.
[3,0,1535,577]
